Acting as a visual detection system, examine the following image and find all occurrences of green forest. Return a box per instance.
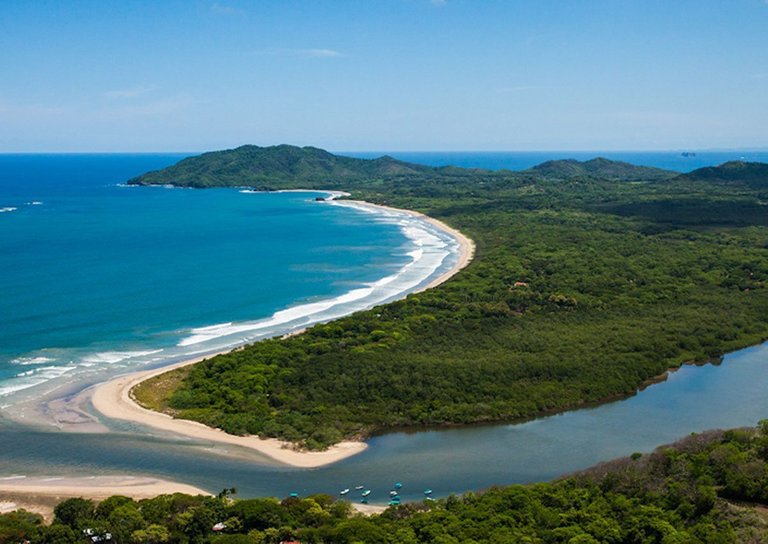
[4,422,768,543]
[131,146,768,449]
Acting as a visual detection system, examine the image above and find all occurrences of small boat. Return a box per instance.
[360,498,368,504]
[425,497,436,502]
[424,489,433,495]
[289,492,298,498]
[389,490,398,497]
[354,485,364,490]
[339,489,350,496]
[388,498,401,506]
[361,490,371,497]
[394,482,403,489]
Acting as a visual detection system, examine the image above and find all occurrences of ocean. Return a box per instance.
[0,154,459,408]
[1,150,767,500]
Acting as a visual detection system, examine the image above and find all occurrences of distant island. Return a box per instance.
[126,145,768,451]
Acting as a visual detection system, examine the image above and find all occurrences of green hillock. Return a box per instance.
[527,157,676,181]
[679,161,768,189]
[128,144,433,188]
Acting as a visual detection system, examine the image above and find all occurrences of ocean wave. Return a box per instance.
[0,365,77,398]
[0,207,17,213]
[80,350,163,365]
[26,201,43,205]
[178,205,458,348]
[10,356,56,366]
[0,349,168,403]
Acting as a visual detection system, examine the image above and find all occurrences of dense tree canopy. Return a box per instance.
[132,150,768,449]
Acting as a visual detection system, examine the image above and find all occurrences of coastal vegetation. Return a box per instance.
[130,146,768,449]
[4,422,768,543]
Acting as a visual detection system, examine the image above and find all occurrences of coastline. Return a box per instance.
[88,196,475,469]
[331,199,475,293]
[0,476,209,522]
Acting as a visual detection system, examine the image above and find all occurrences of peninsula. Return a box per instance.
[119,146,768,454]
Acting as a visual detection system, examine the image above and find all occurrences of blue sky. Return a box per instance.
[1,0,766,152]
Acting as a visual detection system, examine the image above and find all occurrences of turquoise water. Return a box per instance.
[0,154,459,404]
[1,152,767,502]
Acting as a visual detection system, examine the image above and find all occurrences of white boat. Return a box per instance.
[361,490,371,497]
[339,489,350,496]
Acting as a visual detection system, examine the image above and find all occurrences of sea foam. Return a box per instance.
[10,356,56,366]
[81,350,163,365]
[177,199,459,348]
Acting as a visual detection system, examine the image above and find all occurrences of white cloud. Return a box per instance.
[104,85,157,99]
[304,48,342,58]
[210,2,243,15]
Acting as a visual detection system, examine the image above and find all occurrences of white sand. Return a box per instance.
[0,476,209,522]
[0,475,207,500]
[89,199,475,469]
[351,502,388,515]
[90,357,367,468]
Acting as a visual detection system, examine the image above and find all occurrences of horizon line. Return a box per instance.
[1,147,768,155]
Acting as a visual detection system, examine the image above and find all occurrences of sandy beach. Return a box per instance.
[333,200,475,292]
[89,198,475,469]
[0,476,209,522]
[90,354,368,468]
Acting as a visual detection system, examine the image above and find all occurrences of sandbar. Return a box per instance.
[0,475,209,522]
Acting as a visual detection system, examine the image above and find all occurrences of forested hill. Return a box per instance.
[128,144,434,188]
[525,157,676,181]
[132,146,768,451]
[127,145,686,188]
[679,160,768,188]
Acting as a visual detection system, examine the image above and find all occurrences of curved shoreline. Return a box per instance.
[90,199,475,469]
[0,476,209,522]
